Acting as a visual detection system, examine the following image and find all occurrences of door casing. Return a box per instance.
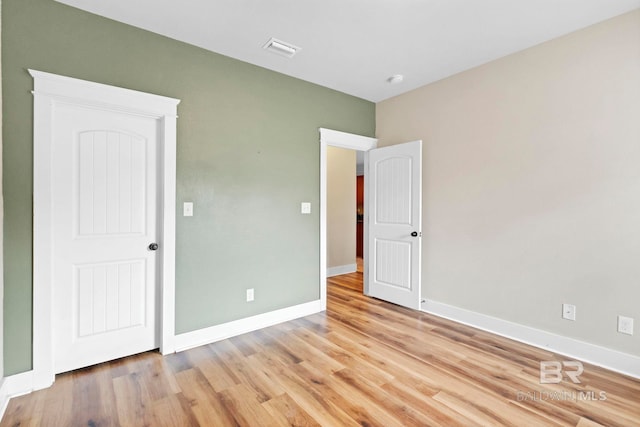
[31,70,180,389]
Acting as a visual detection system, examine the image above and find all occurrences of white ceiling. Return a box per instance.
[55,0,640,102]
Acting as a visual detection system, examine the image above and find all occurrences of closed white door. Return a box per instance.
[52,104,160,373]
[367,140,422,309]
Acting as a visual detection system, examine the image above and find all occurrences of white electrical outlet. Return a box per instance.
[618,316,634,335]
[301,202,311,214]
[562,304,576,321]
[246,288,254,302]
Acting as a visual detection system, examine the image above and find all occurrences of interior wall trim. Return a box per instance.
[0,379,7,421]
[173,300,323,353]
[327,264,357,277]
[0,371,36,420]
[423,299,640,379]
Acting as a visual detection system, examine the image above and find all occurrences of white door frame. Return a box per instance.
[31,70,180,389]
[319,128,377,309]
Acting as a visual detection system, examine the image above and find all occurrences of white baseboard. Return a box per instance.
[327,264,357,277]
[422,300,640,379]
[173,299,324,353]
[0,370,40,420]
[0,378,6,420]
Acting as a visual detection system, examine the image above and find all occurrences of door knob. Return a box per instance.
[410,231,419,237]
[148,243,159,251]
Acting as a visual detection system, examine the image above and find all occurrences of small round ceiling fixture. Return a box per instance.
[387,74,404,84]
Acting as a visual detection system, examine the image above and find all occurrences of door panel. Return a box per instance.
[53,105,159,373]
[375,156,413,225]
[75,260,146,337]
[367,140,422,309]
[375,239,411,289]
[77,130,147,236]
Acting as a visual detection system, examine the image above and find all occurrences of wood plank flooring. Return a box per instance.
[2,276,639,426]
[327,270,363,292]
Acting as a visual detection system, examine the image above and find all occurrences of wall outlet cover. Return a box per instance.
[617,316,634,335]
[562,303,576,321]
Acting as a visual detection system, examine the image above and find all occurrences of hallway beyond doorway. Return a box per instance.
[328,258,363,293]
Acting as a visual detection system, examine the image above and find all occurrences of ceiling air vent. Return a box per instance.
[263,38,301,58]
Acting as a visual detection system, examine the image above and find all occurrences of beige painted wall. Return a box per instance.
[376,10,640,356]
[327,146,356,269]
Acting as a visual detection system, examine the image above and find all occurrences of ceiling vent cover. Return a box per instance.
[263,38,301,58]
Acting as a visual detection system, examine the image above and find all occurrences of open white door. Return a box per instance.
[366,140,422,309]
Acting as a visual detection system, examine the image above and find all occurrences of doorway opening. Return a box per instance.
[326,145,363,293]
[319,128,377,310]
[320,128,423,312]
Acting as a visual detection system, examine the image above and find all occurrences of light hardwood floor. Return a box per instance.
[2,277,639,426]
[328,271,363,293]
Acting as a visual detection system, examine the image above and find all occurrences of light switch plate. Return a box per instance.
[301,202,311,214]
[183,202,193,217]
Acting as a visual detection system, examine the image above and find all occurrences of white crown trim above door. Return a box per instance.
[31,70,180,389]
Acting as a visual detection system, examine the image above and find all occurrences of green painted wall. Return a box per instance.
[2,0,374,375]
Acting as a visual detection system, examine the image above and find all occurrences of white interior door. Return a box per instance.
[367,140,422,309]
[52,104,160,373]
